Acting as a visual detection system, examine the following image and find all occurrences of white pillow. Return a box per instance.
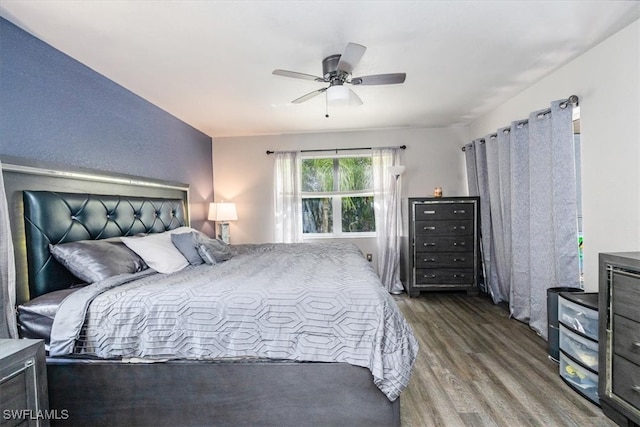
[121,230,189,274]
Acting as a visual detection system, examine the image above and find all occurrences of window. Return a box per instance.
[573,107,584,284]
[301,155,375,237]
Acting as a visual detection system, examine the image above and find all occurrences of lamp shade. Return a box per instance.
[388,165,406,177]
[208,202,237,222]
[327,85,350,106]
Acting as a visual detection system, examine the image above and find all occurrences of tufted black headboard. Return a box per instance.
[23,191,187,299]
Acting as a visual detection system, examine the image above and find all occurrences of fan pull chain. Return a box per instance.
[325,97,330,118]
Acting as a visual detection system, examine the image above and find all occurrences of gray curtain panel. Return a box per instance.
[527,101,580,337]
[464,143,479,197]
[473,139,496,302]
[485,134,509,303]
[510,121,532,323]
[497,127,513,304]
[464,144,487,293]
[465,100,580,338]
[1,161,18,338]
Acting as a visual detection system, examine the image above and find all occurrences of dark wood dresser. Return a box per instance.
[599,252,640,426]
[408,197,480,297]
[0,339,49,427]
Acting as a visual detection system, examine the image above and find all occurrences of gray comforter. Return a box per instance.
[49,242,418,400]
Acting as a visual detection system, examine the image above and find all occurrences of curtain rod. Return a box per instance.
[461,95,579,151]
[266,145,406,155]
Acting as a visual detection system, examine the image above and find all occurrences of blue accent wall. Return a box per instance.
[0,17,214,231]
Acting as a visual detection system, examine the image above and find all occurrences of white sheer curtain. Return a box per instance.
[1,160,18,338]
[464,99,580,338]
[274,152,302,243]
[373,148,404,294]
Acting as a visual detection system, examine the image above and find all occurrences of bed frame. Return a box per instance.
[3,161,400,427]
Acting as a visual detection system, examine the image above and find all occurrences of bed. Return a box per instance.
[3,162,418,427]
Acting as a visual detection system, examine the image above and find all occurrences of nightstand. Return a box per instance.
[0,339,49,427]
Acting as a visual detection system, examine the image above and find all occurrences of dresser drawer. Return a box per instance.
[612,270,640,323]
[559,296,599,341]
[613,314,640,366]
[414,203,474,220]
[1,368,29,425]
[415,268,474,285]
[0,340,48,427]
[414,220,473,236]
[415,236,474,253]
[612,354,640,409]
[415,252,474,268]
[560,324,598,372]
[560,351,599,405]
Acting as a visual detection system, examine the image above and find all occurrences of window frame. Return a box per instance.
[301,153,376,239]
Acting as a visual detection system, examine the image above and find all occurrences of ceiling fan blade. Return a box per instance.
[292,87,328,104]
[348,89,363,106]
[337,42,366,74]
[273,69,325,82]
[350,73,406,85]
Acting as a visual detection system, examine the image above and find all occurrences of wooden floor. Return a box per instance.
[394,292,615,427]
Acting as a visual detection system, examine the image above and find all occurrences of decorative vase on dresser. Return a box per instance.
[599,252,640,427]
[407,197,480,297]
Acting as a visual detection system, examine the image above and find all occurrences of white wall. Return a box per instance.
[468,20,640,291]
[212,126,469,269]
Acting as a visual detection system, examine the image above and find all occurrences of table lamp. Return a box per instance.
[208,202,237,244]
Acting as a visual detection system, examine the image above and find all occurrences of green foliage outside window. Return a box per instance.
[302,156,375,234]
[342,196,375,232]
[302,158,333,192]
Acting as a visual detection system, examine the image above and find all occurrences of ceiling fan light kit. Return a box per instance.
[327,84,350,106]
[273,42,406,115]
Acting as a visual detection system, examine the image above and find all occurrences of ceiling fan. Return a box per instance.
[273,42,406,111]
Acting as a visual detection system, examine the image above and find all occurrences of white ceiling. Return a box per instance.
[1,1,639,138]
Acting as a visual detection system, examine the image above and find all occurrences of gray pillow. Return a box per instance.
[197,238,232,264]
[171,232,204,265]
[49,238,148,283]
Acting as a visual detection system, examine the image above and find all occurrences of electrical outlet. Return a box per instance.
[366,253,373,262]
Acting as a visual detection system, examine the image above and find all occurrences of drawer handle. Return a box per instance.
[453,258,465,262]
[423,258,436,263]
[453,242,466,246]
[423,210,436,214]
[423,274,436,278]
[453,274,466,278]
[423,242,436,246]
[633,385,640,393]
[453,226,466,230]
[633,341,640,349]
[423,226,436,230]
[453,210,466,214]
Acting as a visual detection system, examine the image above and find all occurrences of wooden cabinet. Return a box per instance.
[408,197,480,297]
[599,252,640,426]
[0,339,49,427]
